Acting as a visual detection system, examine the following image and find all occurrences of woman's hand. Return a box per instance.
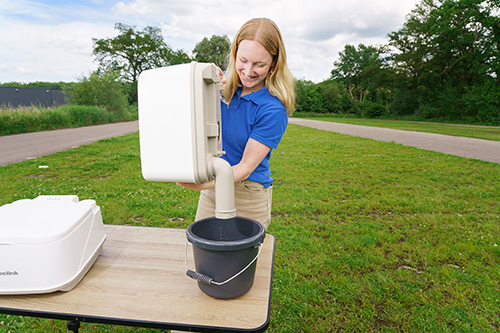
[217,67,227,85]
[176,180,215,191]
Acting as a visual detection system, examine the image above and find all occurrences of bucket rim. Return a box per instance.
[186,217,265,251]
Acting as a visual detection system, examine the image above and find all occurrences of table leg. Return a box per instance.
[67,319,80,332]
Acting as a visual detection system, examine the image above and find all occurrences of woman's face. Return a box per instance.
[235,39,274,94]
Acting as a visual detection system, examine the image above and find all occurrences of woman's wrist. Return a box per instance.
[203,179,216,190]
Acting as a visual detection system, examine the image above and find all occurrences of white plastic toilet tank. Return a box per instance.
[138,62,223,184]
[0,195,106,295]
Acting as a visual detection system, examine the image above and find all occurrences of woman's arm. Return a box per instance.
[176,138,270,191]
[232,138,270,182]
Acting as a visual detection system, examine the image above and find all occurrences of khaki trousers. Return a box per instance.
[195,180,273,229]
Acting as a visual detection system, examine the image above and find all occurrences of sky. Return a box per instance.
[0,0,420,84]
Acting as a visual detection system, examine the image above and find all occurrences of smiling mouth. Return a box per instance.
[242,72,257,80]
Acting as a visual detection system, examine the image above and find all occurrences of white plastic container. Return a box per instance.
[0,195,106,294]
[138,62,237,219]
[138,62,223,184]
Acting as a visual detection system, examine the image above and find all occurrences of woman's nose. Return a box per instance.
[244,63,254,74]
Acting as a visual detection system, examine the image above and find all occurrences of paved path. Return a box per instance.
[289,118,500,164]
[1,119,498,166]
[0,121,139,166]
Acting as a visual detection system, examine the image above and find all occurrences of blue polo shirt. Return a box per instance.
[221,87,288,188]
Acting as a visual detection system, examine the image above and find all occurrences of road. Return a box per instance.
[289,118,500,164]
[1,119,498,166]
[0,121,139,166]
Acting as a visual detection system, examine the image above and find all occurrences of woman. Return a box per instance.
[178,18,295,229]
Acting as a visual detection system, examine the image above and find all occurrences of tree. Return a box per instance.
[193,35,231,70]
[92,23,190,84]
[426,0,500,85]
[331,44,390,103]
[295,80,323,113]
[388,0,500,120]
[317,80,353,114]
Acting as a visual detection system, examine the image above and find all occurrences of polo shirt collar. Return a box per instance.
[237,86,269,105]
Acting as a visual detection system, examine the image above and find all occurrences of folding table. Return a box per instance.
[0,224,276,332]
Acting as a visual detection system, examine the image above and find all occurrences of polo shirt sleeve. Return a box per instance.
[250,101,288,150]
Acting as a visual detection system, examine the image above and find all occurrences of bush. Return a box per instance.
[38,109,72,130]
[67,71,129,115]
[291,112,341,118]
[61,105,116,126]
[360,101,386,118]
[4,113,34,134]
[295,79,353,114]
[0,105,125,136]
[317,80,353,114]
[415,104,440,120]
[295,80,325,113]
[462,83,500,125]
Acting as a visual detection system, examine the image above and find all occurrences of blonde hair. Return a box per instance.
[224,18,295,114]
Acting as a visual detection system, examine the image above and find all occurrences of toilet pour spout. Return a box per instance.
[211,157,236,219]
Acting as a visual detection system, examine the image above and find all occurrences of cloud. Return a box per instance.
[111,0,416,41]
[0,64,35,75]
[114,0,168,16]
[0,1,56,21]
[0,0,420,83]
[112,0,419,81]
[0,16,115,82]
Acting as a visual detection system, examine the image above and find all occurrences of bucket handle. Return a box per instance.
[185,241,263,286]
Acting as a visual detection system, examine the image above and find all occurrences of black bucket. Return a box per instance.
[186,217,265,299]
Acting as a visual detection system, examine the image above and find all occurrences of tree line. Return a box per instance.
[299,0,500,125]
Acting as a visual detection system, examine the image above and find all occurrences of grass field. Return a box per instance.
[300,116,500,141]
[0,124,499,332]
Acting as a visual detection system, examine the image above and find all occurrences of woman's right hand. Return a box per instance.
[217,67,227,85]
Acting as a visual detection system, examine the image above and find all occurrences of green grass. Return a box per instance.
[1,125,499,332]
[299,116,500,141]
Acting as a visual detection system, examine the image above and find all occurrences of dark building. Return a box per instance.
[0,87,68,108]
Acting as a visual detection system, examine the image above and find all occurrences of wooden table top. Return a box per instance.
[0,224,275,332]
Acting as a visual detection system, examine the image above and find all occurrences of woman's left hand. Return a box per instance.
[176,180,215,191]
